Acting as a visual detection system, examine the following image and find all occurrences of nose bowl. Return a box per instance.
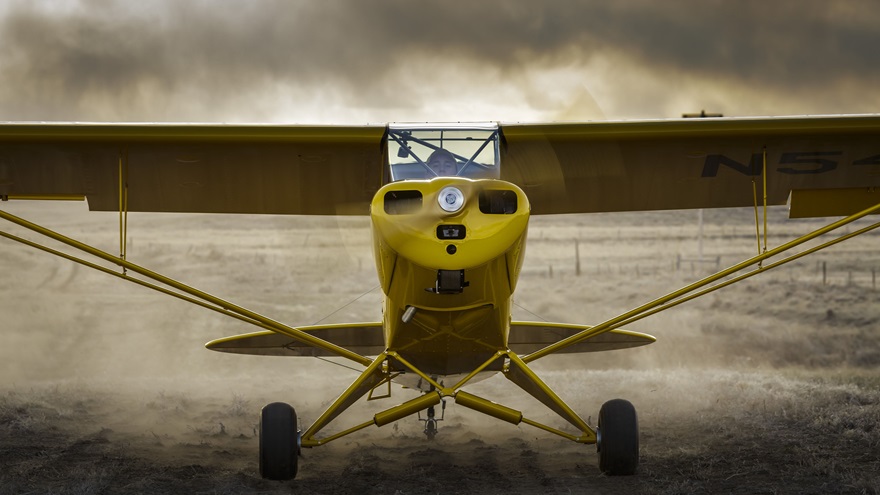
[371,178,530,271]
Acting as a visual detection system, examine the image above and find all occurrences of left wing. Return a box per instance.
[501,115,880,217]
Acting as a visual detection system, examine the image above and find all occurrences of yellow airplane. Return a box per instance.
[2,116,880,480]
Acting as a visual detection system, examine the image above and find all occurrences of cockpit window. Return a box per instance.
[386,124,500,182]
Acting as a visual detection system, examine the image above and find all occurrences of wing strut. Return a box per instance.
[0,208,373,367]
[523,199,880,363]
[118,150,129,273]
[751,147,769,263]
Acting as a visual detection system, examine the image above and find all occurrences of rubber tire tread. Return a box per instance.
[598,398,639,475]
[260,402,298,480]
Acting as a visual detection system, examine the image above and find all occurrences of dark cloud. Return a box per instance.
[0,0,877,121]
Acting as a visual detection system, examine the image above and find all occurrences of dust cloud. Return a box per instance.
[1,201,879,493]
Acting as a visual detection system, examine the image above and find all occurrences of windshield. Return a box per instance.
[386,124,500,182]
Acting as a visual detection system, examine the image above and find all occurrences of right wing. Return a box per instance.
[0,123,386,215]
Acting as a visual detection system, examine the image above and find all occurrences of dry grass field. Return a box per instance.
[1,201,879,494]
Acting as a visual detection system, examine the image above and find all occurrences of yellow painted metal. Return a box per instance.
[374,392,441,427]
[0,208,373,367]
[751,148,769,266]
[752,180,761,256]
[118,151,129,272]
[372,178,529,272]
[370,177,529,376]
[367,374,396,401]
[762,148,768,255]
[449,351,506,391]
[385,351,445,393]
[454,391,523,425]
[304,419,376,447]
[371,178,530,376]
[505,352,594,435]
[523,199,880,363]
[300,354,388,445]
[520,417,592,443]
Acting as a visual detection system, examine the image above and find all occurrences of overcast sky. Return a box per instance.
[1,0,878,123]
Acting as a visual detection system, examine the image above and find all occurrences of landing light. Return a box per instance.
[438,186,464,213]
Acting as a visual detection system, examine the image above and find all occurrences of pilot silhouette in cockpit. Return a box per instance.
[426,149,458,177]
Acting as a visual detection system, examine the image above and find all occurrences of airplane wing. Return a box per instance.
[500,115,880,217]
[0,123,386,215]
[2,115,879,217]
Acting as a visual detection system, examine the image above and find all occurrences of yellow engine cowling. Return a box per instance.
[371,177,529,294]
[369,178,531,375]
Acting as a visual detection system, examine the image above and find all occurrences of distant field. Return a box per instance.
[1,200,878,494]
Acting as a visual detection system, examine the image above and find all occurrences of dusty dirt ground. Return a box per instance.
[1,202,879,494]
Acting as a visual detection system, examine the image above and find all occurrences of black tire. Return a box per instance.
[597,398,639,475]
[260,402,299,480]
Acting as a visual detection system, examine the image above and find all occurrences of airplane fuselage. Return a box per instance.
[371,178,530,377]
